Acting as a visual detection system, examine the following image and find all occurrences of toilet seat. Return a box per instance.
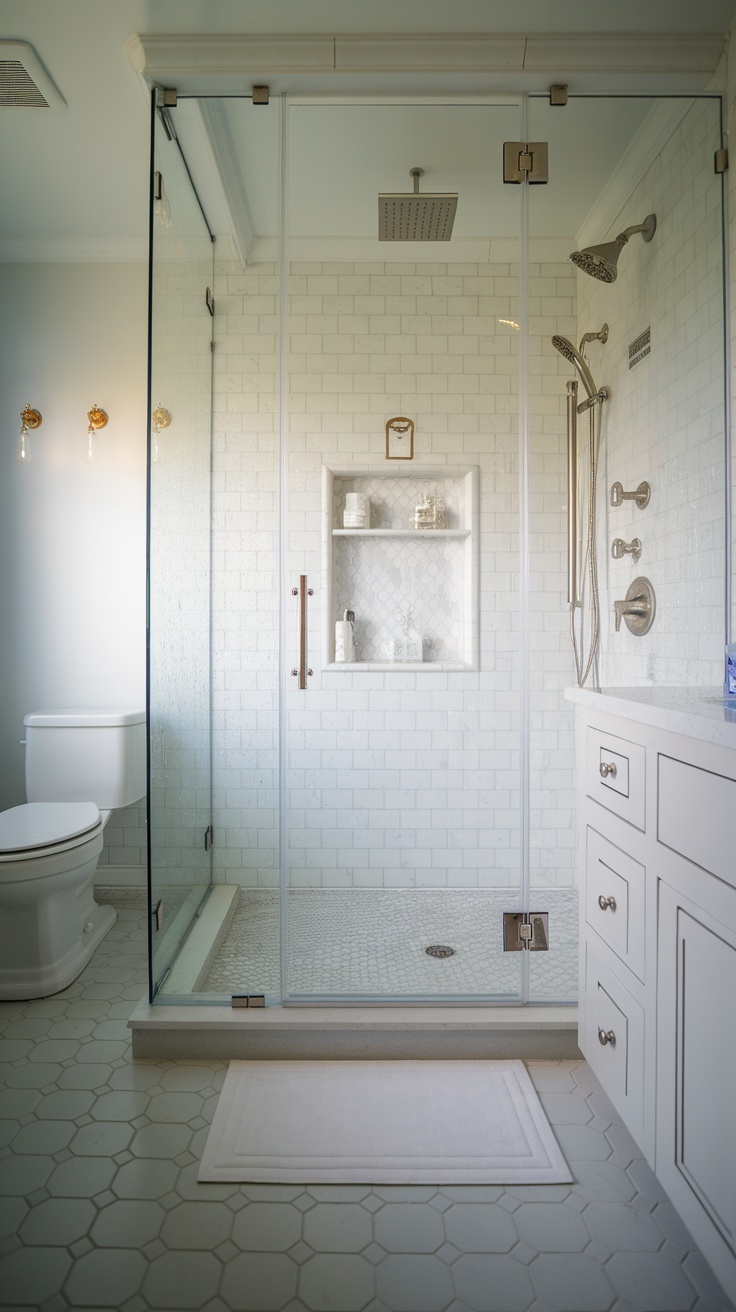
[0,802,102,862]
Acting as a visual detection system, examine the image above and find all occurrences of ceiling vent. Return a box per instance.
[0,41,65,109]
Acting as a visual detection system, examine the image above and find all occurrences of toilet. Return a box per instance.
[0,709,146,1000]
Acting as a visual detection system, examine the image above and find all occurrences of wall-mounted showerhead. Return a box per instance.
[379,167,458,242]
[570,214,656,283]
[551,334,599,400]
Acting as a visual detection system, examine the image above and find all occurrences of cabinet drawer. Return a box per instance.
[658,755,736,887]
[586,828,646,981]
[586,726,645,830]
[583,944,645,1135]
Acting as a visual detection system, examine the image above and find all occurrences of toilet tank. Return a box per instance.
[24,710,146,808]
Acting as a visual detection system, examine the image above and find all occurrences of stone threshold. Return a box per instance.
[129,999,579,1061]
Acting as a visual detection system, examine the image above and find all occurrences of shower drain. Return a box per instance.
[425,944,455,959]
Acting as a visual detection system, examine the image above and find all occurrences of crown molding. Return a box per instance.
[128,31,725,95]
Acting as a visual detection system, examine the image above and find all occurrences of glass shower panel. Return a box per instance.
[526,94,727,1001]
[282,100,526,1000]
[148,99,215,1001]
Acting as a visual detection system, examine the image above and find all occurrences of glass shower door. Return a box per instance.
[282,98,526,1000]
[147,96,215,1001]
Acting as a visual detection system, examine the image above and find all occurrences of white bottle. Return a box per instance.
[335,609,355,662]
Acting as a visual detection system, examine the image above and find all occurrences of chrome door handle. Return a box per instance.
[599,761,617,778]
[598,1028,616,1046]
[291,576,314,690]
[598,895,617,912]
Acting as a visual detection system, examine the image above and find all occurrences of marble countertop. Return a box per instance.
[565,685,736,749]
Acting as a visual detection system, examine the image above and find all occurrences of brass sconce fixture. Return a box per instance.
[83,405,108,465]
[18,404,42,465]
[151,404,172,462]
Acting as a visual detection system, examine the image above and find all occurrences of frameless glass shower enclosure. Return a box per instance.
[147,89,727,1007]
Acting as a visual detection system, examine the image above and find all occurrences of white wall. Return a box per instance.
[0,262,148,810]
[577,99,726,687]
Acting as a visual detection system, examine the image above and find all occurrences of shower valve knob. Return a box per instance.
[611,537,642,563]
[610,480,651,509]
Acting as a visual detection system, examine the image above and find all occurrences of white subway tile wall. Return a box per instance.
[577,98,726,688]
[210,258,579,897]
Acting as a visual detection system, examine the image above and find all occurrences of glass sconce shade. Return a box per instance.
[18,404,42,465]
[82,405,107,465]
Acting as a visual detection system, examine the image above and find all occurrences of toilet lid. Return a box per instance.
[0,802,101,853]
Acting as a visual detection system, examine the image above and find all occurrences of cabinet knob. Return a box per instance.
[598,895,617,912]
[598,1028,616,1046]
[599,761,617,779]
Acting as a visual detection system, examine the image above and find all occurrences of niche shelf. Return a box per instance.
[322,465,479,671]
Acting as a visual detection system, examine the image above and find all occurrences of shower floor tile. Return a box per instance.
[202,888,578,999]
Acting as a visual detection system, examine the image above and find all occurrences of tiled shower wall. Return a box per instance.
[577,97,726,688]
[210,257,577,891]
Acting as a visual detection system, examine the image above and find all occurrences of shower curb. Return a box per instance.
[128,1000,579,1061]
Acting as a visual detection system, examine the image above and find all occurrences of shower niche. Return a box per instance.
[322,465,478,670]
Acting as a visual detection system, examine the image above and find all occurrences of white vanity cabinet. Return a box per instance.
[569,689,736,1299]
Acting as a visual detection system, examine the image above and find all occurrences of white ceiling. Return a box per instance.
[1,0,736,260]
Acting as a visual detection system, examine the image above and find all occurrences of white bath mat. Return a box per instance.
[198,1060,572,1184]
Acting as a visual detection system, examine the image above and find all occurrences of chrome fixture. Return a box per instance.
[611,537,642,563]
[579,323,608,354]
[598,895,617,911]
[610,480,650,509]
[614,576,656,635]
[551,335,610,412]
[83,404,108,465]
[379,168,458,242]
[570,214,656,283]
[17,403,42,465]
[552,330,609,688]
[598,1028,616,1046]
[599,761,617,779]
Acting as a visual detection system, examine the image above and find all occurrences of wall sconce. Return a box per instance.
[18,404,42,465]
[83,405,108,465]
[151,404,172,462]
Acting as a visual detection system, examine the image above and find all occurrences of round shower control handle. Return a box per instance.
[599,761,617,779]
[598,895,617,912]
[598,1028,616,1046]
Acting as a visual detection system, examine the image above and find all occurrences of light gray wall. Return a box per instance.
[0,262,148,810]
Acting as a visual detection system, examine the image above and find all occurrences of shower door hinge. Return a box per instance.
[715,147,729,174]
[503,911,549,951]
[231,994,266,1008]
[503,142,548,184]
[204,825,214,852]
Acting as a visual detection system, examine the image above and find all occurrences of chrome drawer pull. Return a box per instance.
[599,761,617,778]
[598,895,617,912]
[598,1028,616,1046]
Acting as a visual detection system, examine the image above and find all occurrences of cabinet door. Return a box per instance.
[657,880,736,1296]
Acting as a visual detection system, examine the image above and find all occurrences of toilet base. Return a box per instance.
[0,900,116,1001]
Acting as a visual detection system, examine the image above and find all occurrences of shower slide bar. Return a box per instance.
[567,379,578,607]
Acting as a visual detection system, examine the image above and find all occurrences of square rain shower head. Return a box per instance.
[378,192,458,241]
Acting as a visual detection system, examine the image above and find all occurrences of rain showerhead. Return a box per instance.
[570,214,656,283]
[379,167,458,242]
